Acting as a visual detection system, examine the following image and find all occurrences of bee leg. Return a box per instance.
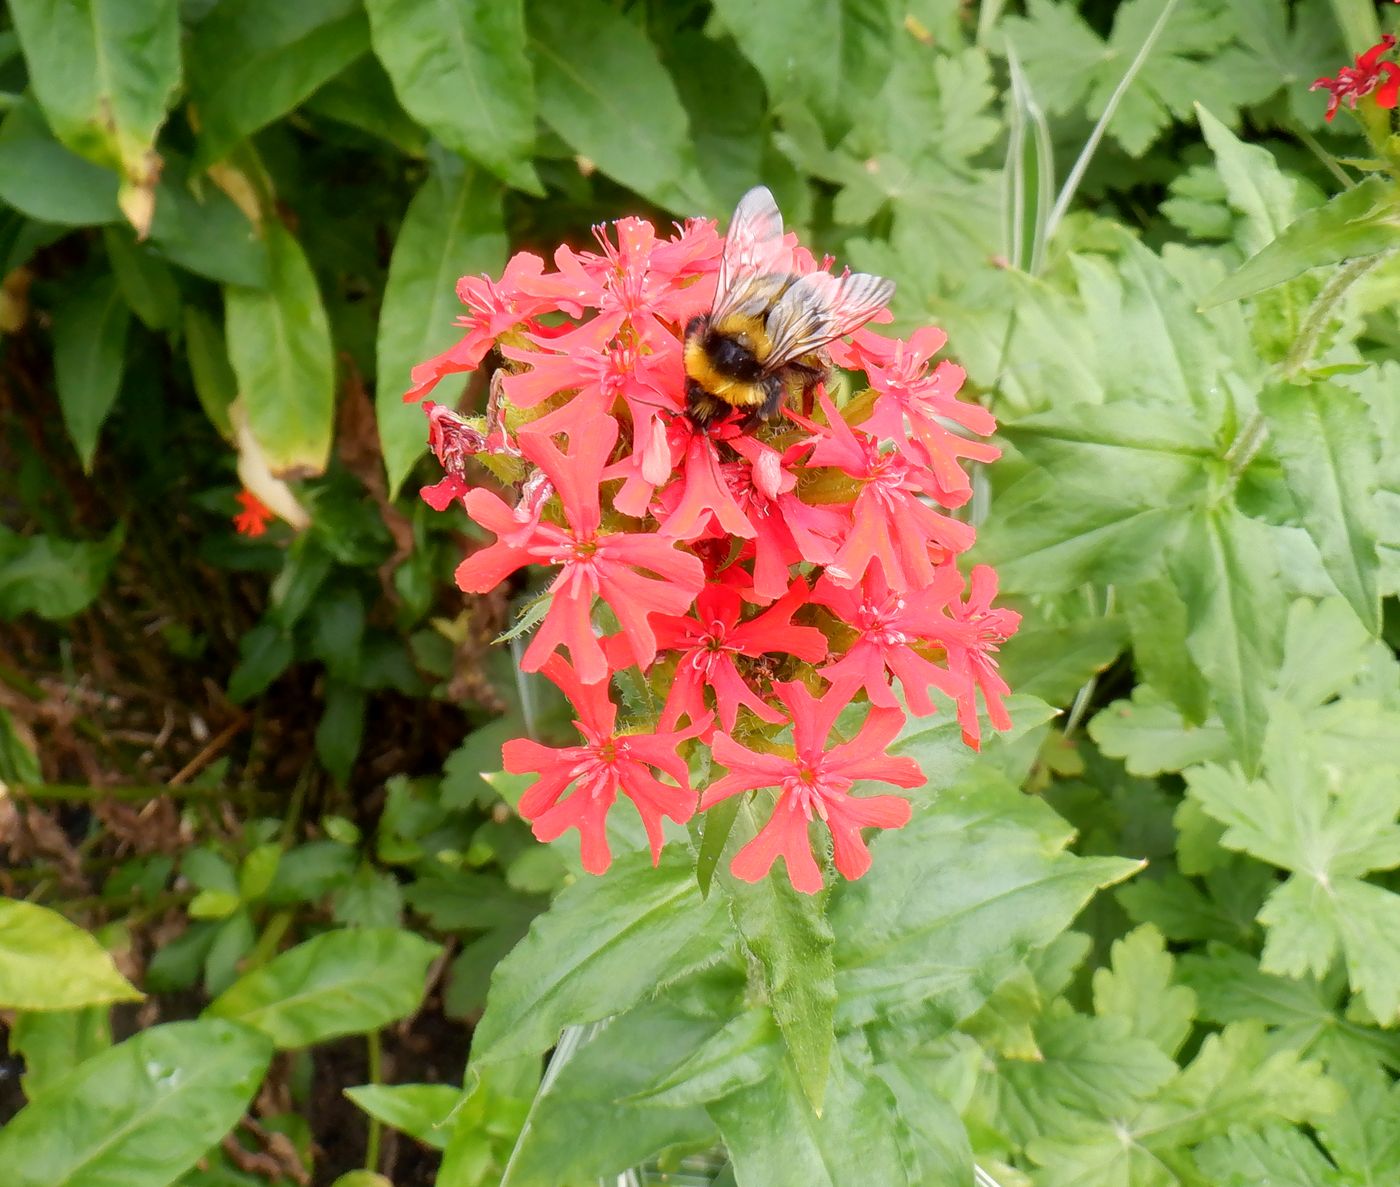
[685,379,729,428]
[755,375,787,422]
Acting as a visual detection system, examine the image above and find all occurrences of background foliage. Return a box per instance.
[2,0,1400,1184]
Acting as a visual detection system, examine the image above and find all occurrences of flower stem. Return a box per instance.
[365,1029,383,1173]
[1281,250,1392,379]
[1045,0,1182,242]
[1227,249,1393,481]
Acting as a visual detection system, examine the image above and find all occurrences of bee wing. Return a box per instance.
[760,270,895,369]
[710,186,794,323]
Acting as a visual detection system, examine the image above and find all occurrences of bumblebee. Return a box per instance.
[683,186,895,428]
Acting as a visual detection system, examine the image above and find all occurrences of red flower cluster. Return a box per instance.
[233,489,275,537]
[1312,34,1400,121]
[410,207,1018,892]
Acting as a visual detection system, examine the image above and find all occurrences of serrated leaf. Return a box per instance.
[470,848,730,1066]
[1204,176,1400,308]
[831,770,1140,1030]
[207,928,441,1047]
[52,275,130,470]
[0,525,124,622]
[188,0,370,166]
[365,0,537,190]
[376,157,505,495]
[527,0,710,213]
[1170,504,1286,775]
[1179,944,1400,1071]
[990,1008,1178,1145]
[225,221,335,476]
[1259,382,1381,634]
[0,1019,272,1187]
[0,898,142,1009]
[1092,924,1196,1058]
[723,828,836,1114]
[1193,1126,1339,1187]
[709,0,896,139]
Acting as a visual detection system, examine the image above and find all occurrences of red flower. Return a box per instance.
[504,656,706,873]
[454,415,704,683]
[651,580,828,735]
[811,568,963,715]
[924,565,1021,749]
[842,327,1000,503]
[233,489,275,537]
[405,253,552,402]
[804,391,976,591]
[704,682,922,893]
[1312,34,1400,121]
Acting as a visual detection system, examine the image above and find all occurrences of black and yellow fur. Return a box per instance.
[683,312,820,427]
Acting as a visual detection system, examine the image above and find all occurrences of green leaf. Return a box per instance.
[207,927,442,1047]
[148,162,269,288]
[976,470,1184,596]
[303,55,426,154]
[376,157,505,495]
[1196,1126,1339,1187]
[1186,703,1400,1019]
[526,0,710,213]
[1194,103,1303,256]
[188,0,370,166]
[8,0,181,194]
[1259,382,1381,634]
[0,1019,273,1187]
[226,622,294,703]
[1122,574,1211,724]
[709,0,896,138]
[1028,1021,1339,1186]
[9,1007,111,1100]
[1005,0,1272,158]
[988,1007,1178,1145]
[52,274,130,469]
[365,0,538,190]
[630,1007,779,1108]
[496,1005,719,1186]
[1091,924,1196,1058]
[1179,943,1400,1070]
[1316,1058,1400,1180]
[225,221,335,476]
[997,612,1128,708]
[0,99,121,226]
[184,307,238,439]
[1203,176,1400,308]
[470,848,730,1066]
[103,225,181,331]
[831,770,1140,1029]
[710,1045,912,1187]
[0,898,141,1009]
[0,525,123,622]
[344,1083,461,1151]
[1170,504,1287,775]
[723,842,836,1113]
